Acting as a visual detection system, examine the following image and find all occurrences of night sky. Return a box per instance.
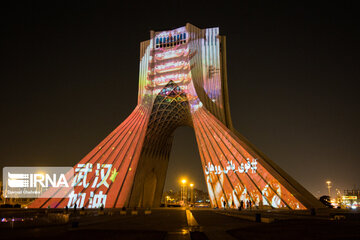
[1,1,359,198]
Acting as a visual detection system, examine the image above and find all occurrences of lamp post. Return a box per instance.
[326,180,332,197]
[190,183,194,204]
[335,188,342,207]
[165,195,170,207]
[180,179,187,205]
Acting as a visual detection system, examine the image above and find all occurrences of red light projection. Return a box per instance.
[30,106,150,208]
[193,108,305,209]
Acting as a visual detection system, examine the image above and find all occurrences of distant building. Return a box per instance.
[342,189,359,209]
[162,188,209,206]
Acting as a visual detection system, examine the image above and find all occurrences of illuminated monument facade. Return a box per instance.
[31,23,322,209]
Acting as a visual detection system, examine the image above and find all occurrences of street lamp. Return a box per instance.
[189,183,194,204]
[335,188,342,207]
[165,195,170,207]
[326,180,332,197]
[180,179,187,204]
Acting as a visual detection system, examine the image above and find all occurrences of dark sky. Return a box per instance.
[1,1,359,197]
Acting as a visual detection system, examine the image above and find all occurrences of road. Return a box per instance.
[0,208,359,240]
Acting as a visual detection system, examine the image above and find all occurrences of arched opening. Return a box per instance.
[163,126,208,206]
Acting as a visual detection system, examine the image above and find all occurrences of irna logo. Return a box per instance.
[7,172,69,188]
[3,167,74,198]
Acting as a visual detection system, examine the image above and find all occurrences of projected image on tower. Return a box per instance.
[30,24,321,210]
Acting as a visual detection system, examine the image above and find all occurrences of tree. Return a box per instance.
[319,195,333,208]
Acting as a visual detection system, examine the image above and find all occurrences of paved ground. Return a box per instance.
[0,208,359,240]
[228,218,360,240]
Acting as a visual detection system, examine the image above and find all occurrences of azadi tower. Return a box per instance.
[31,23,323,210]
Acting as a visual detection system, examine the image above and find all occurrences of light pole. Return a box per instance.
[190,183,194,204]
[326,180,332,197]
[181,179,187,205]
[335,188,342,206]
[165,195,170,207]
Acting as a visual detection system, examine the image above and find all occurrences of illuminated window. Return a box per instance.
[154,33,189,48]
[159,38,162,47]
[179,33,186,44]
[156,38,160,49]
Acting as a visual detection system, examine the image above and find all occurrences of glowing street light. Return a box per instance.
[189,183,194,204]
[326,180,332,197]
[180,178,187,204]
